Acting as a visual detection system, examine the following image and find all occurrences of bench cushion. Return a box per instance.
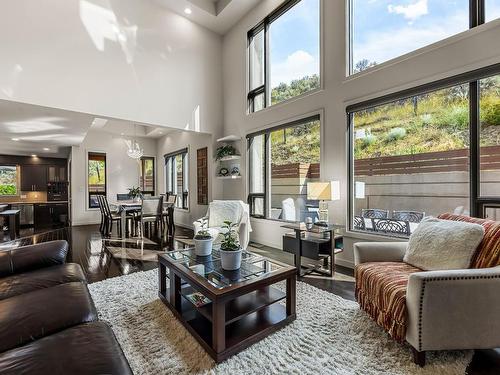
[0,263,86,301]
[355,261,422,342]
[0,322,132,375]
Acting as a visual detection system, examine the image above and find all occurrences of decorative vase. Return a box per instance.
[194,238,213,256]
[220,248,242,270]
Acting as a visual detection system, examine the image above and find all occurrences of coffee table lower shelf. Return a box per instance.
[159,284,296,363]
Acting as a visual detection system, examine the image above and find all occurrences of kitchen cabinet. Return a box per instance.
[21,165,47,191]
[48,165,67,182]
[34,203,68,228]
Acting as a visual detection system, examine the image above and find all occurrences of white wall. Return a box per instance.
[71,130,157,225]
[221,0,500,267]
[156,130,223,229]
[0,0,222,134]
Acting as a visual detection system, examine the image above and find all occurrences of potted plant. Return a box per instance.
[215,145,238,161]
[194,224,213,256]
[128,186,142,202]
[219,220,242,270]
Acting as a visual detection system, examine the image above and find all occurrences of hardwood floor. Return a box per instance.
[0,224,498,374]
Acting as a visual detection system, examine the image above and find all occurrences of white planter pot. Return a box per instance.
[220,248,242,270]
[194,238,213,256]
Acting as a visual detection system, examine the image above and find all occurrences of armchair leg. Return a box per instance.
[412,348,426,367]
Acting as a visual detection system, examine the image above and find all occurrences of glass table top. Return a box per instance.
[162,248,286,289]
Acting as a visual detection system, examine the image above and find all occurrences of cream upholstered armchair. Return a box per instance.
[354,213,500,367]
[193,200,252,249]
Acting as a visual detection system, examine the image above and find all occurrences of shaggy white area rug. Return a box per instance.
[88,270,472,375]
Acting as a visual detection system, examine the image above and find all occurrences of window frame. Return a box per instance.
[247,0,321,113]
[140,156,155,196]
[347,62,500,237]
[164,148,189,210]
[87,152,107,210]
[348,0,489,76]
[0,165,20,197]
[246,113,321,220]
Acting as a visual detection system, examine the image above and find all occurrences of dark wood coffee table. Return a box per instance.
[158,248,296,363]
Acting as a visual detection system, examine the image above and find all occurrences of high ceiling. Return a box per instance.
[0,99,175,158]
[153,0,262,34]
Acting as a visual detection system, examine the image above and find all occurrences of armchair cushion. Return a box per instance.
[438,213,500,268]
[403,216,484,271]
[355,261,422,343]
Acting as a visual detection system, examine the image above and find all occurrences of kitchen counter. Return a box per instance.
[2,201,68,204]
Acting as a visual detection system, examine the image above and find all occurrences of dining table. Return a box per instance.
[109,199,174,238]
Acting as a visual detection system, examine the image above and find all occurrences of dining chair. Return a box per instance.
[101,196,135,237]
[361,208,389,219]
[136,196,164,238]
[163,194,177,237]
[97,195,106,234]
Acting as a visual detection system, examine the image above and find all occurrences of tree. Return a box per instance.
[353,59,377,73]
[271,75,320,105]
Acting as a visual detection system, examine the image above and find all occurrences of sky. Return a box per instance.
[268,0,500,85]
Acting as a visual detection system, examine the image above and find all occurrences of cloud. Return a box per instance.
[353,8,467,65]
[388,0,428,23]
[271,50,319,87]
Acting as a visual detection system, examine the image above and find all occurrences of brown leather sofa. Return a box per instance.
[0,240,132,374]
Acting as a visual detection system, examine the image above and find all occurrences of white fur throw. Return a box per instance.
[404,216,484,270]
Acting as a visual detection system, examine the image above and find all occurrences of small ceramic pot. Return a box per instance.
[194,238,213,256]
[220,248,242,270]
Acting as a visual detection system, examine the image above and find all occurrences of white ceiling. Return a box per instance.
[153,0,262,34]
[0,99,176,158]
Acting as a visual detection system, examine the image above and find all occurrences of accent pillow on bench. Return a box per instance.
[403,216,485,270]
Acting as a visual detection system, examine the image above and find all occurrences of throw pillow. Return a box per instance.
[403,216,484,270]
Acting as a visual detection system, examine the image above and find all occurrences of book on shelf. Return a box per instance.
[184,292,211,307]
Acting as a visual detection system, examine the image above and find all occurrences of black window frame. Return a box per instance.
[88,152,107,209]
[140,156,155,196]
[347,62,500,237]
[348,0,490,75]
[246,114,321,219]
[247,0,319,113]
[164,148,189,210]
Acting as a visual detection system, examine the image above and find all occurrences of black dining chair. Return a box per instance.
[100,196,135,237]
[371,218,410,236]
[162,194,177,237]
[135,196,164,238]
[392,210,425,223]
[361,208,389,219]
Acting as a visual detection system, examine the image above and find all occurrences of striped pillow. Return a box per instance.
[438,213,500,268]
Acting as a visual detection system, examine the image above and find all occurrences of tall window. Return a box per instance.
[165,149,188,209]
[0,166,18,196]
[348,65,500,237]
[248,0,320,113]
[349,0,495,75]
[140,157,155,195]
[88,152,106,209]
[247,115,321,221]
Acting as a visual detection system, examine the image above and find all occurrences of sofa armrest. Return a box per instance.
[0,240,68,277]
[354,242,407,265]
[406,266,500,351]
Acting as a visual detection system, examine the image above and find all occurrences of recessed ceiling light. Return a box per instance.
[43,147,50,151]
[31,154,37,158]
[11,138,20,141]
[184,7,192,14]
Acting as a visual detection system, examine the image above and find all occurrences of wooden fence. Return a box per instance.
[355,145,500,176]
[271,163,320,179]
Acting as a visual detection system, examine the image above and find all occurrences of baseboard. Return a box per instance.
[336,258,354,269]
[72,220,100,226]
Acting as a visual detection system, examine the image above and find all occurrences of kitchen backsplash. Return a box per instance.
[0,191,48,203]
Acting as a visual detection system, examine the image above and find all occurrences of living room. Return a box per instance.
[0,0,499,374]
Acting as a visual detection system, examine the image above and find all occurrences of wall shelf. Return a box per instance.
[217,175,242,180]
[218,155,241,161]
[217,135,241,142]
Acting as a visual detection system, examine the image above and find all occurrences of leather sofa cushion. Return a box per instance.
[0,263,86,301]
[0,322,133,375]
[355,261,422,343]
[0,282,97,352]
[438,213,500,268]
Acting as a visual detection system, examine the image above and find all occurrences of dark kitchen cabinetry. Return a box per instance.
[21,165,48,191]
[48,165,67,182]
[34,203,68,228]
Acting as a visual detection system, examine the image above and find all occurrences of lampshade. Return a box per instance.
[355,181,366,199]
[307,181,340,201]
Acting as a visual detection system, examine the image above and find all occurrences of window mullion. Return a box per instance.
[264,20,270,108]
[470,80,480,216]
